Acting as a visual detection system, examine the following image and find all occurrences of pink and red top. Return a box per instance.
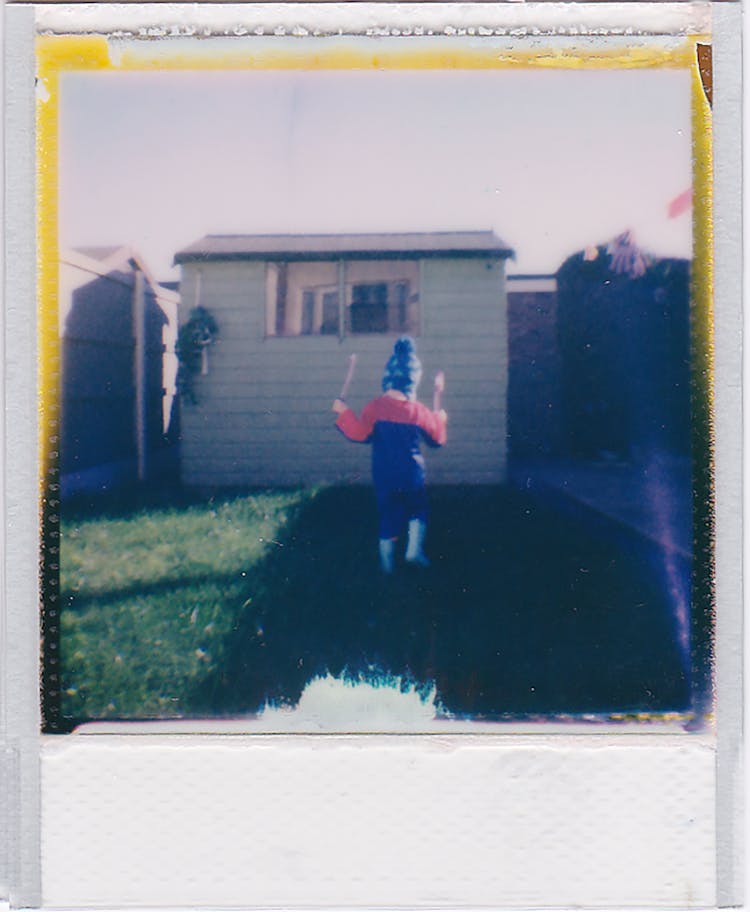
[336,395,447,492]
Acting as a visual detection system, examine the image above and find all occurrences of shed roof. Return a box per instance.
[174,231,514,264]
[64,246,180,306]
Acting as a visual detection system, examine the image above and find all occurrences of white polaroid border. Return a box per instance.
[5,4,42,908]
[2,2,742,908]
[712,2,744,903]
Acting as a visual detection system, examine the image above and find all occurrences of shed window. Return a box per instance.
[266,259,419,337]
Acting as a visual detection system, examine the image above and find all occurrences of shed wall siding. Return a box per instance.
[179,258,507,486]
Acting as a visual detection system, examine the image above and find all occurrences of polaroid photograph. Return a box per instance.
[2,1,742,908]
[41,25,712,735]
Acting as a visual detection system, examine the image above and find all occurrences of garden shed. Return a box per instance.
[174,231,514,487]
[59,246,179,497]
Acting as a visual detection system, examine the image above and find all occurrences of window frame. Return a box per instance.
[264,258,421,340]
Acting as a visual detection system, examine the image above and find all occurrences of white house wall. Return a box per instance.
[179,257,507,487]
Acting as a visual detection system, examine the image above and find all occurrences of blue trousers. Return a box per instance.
[376,486,429,539]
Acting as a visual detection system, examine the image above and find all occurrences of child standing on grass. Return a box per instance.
[332,337,447,574]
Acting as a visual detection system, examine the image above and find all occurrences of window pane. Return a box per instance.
[345,260,420,335]
[266,261,339,336]
[392,281,408,333]
[321,292,339,335]
[351,283,388,333]
[301,291,315,335]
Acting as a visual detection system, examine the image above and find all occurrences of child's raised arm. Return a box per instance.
[333,401,375,443]
[417,402,448,447]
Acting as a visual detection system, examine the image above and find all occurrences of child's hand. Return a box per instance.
[434,371,445,393]
[332,399,347,414]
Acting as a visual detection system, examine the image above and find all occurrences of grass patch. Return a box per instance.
[60,488,315,721]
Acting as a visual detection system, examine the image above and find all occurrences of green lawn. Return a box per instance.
[59,484,691,726]
[60,488,316,720]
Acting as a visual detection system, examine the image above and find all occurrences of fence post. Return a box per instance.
[133,266,147,482]
[338,259,347,342]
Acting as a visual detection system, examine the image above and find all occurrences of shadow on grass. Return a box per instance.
[63,571,254,610]
[193,485,690,720]
[60,481,270,523]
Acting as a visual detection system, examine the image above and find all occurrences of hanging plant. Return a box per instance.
[176,306,219,404]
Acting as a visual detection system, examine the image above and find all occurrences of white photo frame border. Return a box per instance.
[2,2,742,907]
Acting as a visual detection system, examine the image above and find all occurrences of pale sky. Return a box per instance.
[59,67,693,280]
